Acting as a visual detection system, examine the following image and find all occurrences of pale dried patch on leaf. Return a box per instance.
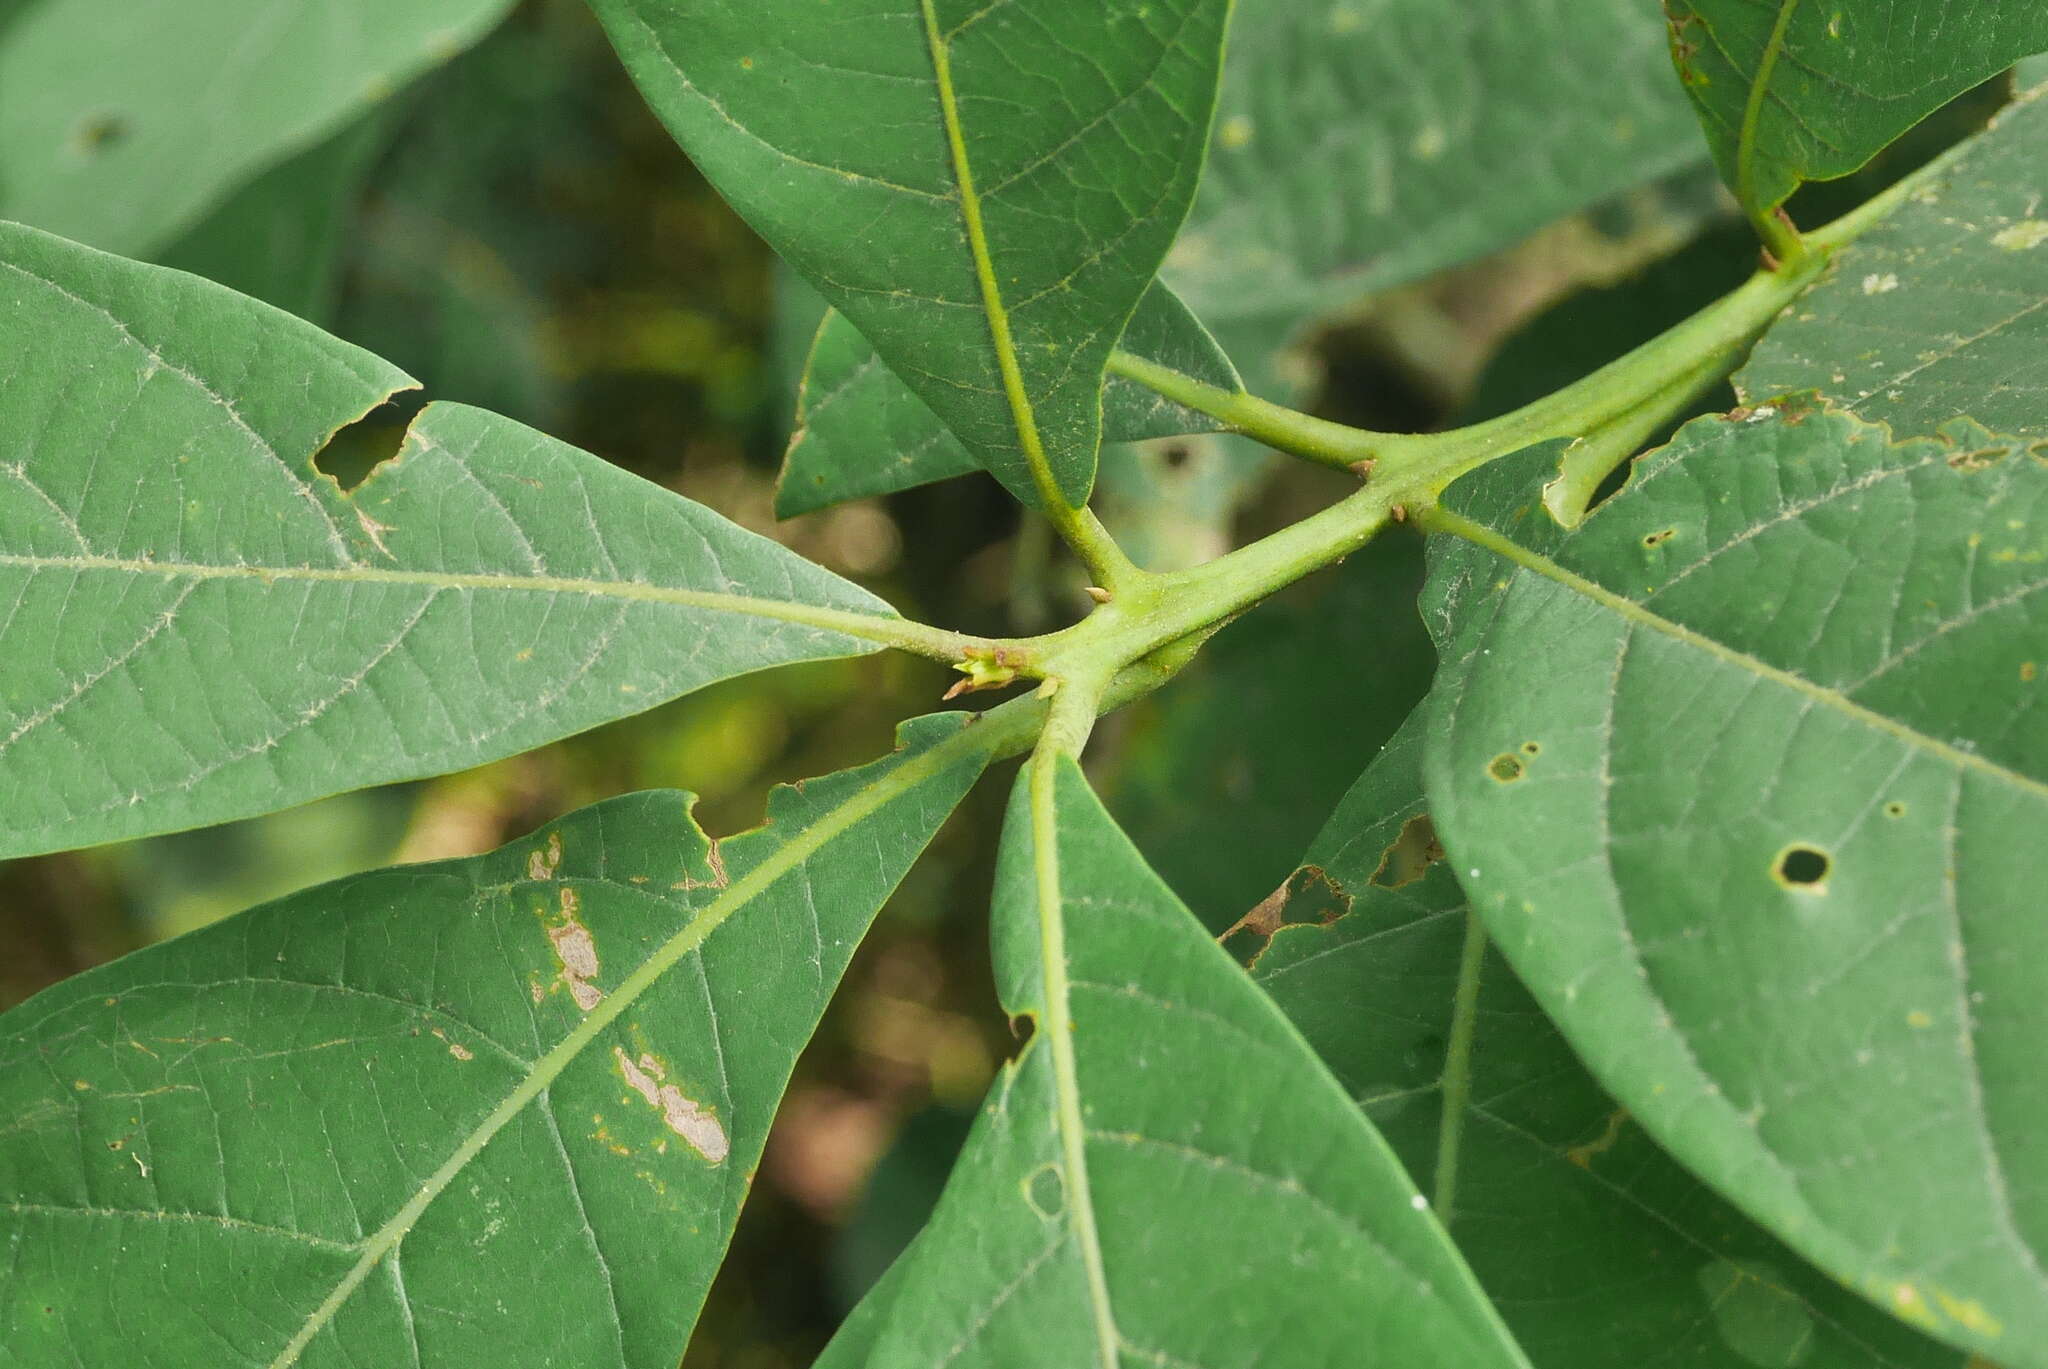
[545,886,603,1012]
[613,1045,729,1163]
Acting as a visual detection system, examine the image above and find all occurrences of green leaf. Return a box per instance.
[775,283,1241,518]
[0,711,996,1367]
[0,0,515,256]
[1162,0,1702,351]
[0,223,913,859]
[589,0,1229,508]
[1740,84,2048,444]
[1417,408,2048,1362]
[155,111,399,325]
[1101,536,1434,931]
[1250,717,1971,1369]
[1664,0,2048,218]
[819,754,1532,1368]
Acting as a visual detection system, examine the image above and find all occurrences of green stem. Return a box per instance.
[1105,351,1384,471]
[1433,912,1490,1222]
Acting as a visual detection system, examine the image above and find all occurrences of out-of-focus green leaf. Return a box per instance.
[591,0,1229,508]
[775,283,1240,518]
[0,223,904,858]
[818,756,1531,1368]
[1664,0,2048,217]
[1417,408,2048,1363]
[0,0,516,256]
[154,112,397,325]
[1740,84,2048,445]
[1250,718,1970,1369]
[1103,536,1434,930]
[1163,0,1702,356]
[0,712,996,1367]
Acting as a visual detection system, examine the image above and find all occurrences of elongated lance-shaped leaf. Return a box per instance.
[1162,0,1702,356]
[1739,83,2048,445]
[0,709,1000,1368]
[1663,0,2048,219]
[776,281,1242,518]
[1247,716,1970,1369]
[0,223,913,860]
[1417,407,2048,1363]
[0,0,515,257]
[589,0,1229,509]
[818,754,1532,1368]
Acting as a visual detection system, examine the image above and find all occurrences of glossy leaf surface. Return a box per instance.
[0,224,900,858]
[0,713,994,1367]
[1252,718,1970,1368]
[776,283,1241,517]
[1664,0,2048,215]
[591,0,1229,507]
[819,756,1531,1368]
[0,0,514,255]
[1419,410,2048,1362]
[1741,84,2048,445]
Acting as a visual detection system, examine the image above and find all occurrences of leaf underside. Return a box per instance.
[1419,406,2048,1363]
[1739,83,2048,447]
[0,0,517,256]
[820,758,1531,1369]
[1664,0,2048,215]
[0,713,992,1367]
[776,281,1241,517]
[591,0,1230,507]
[1252,717,1970,1368]
[0,223,896,859]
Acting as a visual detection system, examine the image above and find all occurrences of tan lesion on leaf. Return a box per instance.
[542,886,604,1012]
[527,830,563,881]
[1372,812,1445,889]
[671,838,730,893]
[613,1045,730,1163]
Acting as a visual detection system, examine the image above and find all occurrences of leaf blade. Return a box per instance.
[0,223,906,858]
[1418,408,2048,1361]
[820,755,1532,1368]
[1739,85,2048,445]
[0,712,999,1367]
[589,0,1230,506]
[1250,715,1972,1368]
[1664,0,2048,217]
[0,0,516,255]
[775,282,1241,517]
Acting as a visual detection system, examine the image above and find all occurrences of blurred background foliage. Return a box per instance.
[0,0,2011,1360]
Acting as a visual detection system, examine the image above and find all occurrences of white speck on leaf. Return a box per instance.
[614,1046,729,1162]
[1861,272,1899,295]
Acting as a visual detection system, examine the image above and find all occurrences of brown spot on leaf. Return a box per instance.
[528,831,563,882]
[1221,867,1350,961]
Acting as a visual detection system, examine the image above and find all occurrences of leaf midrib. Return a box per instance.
[917,0,1067,508]
[0,551,901,646]
[265,719,993,1367]
[1434,508,2048,801]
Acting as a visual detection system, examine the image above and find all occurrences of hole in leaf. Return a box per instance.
[1883,801,1907,819]
[1008,1013,1036,1045]
[1371,813,1444,889]
[1772,844,1831,890]
[315,391,426,492]
[1159,441,1191,470]
[1024,1163,1065,1220]
[1487,753,1525,783]
[1642,527,1676,548]
[1221,867,1349,964]
[1520,741,1542,756]
[72,112,131,155]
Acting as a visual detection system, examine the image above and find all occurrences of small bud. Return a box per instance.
[1390,503,1408,522]
[1348,458,1376,480]
[1084,586,1112,604]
